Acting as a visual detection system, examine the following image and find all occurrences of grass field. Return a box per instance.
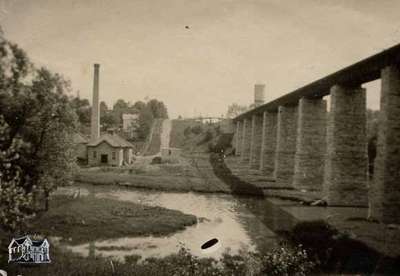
[0,194,200,275]
[75,153,232,194]
[30,194,197,245]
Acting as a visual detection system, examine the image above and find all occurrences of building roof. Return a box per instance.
[73,132,89,144]
[9,236,30,248]
[87,133,134,148]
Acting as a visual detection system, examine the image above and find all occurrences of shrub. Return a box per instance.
[197,130,213,146]
[288,220,338,267]
[2,243,316,276]
[258,244,315,276]
[0,117,35,231]
[191,125,203,135]
[151,156,162,164]
[183,126,192,137]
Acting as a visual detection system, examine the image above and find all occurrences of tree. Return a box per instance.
[134,99,169,141]
[132,101,146,112]
[70,97,91,126]
[100,101,108,117]
[101,112,119,131]
[0,38,77,230]
[137,106,154,140]
[147,99,168,118]
[0,116,34,230]
[226,103,248,118]
[113,99,129,110]
[112,99,135,126]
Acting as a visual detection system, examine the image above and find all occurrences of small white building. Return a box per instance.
[122,113,139,131]
[87,133,134,166]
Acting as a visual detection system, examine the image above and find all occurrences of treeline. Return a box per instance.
[70,97,168,140]
[0,31,169,232]
[0,36,77,230]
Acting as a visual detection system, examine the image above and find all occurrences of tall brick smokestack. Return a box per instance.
[91,64,100,140]
[254,84,265,107]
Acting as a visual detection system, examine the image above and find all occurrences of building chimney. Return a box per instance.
[254,84,265,107]
[91,64,100,140]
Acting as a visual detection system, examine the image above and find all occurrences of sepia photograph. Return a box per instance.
[0,0,400,275]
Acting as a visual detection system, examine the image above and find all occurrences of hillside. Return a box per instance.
[169,119,234,154]
[142,118,164,156]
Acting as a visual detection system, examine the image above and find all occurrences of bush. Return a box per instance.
[191,125,203,135]
[258,244,314,276]
[183,126,192,137]
[3,243,315,276]
[198,130,213,146]
[0,116,35,231]
[151,156,162,164]
[288,220,338,267]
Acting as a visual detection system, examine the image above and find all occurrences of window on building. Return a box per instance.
[112,151,116,160]
[93,151,97,158]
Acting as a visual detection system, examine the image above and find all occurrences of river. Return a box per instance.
[55,185,284,262]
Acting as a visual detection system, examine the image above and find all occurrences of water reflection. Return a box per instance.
[55,186,277,261]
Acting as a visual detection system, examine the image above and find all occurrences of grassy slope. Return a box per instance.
[169,119,203,149]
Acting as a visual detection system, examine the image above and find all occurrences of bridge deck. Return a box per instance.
[234,43,400,121]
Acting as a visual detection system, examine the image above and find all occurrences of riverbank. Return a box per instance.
[75,154,232,194]
[74,153,321,203]
[0,185,316,276]
[73,151,400,273]
[2,238,313,276]
[32,194,197,245]
[0,191,204,275]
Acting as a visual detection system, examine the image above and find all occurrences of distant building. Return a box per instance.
[194,117,223,124]
[122,113,139,131]
[83,64,134,167]
[8,236,50,264]
[87,132,134,166]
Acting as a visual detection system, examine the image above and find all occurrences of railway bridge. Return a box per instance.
[233,43,400,224]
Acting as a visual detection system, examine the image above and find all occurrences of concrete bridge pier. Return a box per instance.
[260,111,278,177]
[323,85,368,206]
[369,65,400,223]
[249,114,263,169]
[293,97,327,191]
[240,118,252,164]
[274,104,298,186]
[234,121,242,156]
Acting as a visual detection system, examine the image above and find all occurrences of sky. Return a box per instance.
[1,0,400,118]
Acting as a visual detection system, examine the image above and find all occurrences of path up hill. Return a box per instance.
[142,119,164,156]
[169,119,234,154]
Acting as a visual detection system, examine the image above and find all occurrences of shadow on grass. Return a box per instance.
[209,152,264,196]
[284,220,400,275]
[209,152,400,275]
